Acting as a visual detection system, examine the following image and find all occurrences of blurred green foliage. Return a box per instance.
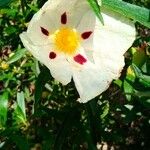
[0,0,150,149]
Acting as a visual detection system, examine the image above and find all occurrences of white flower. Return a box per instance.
[20,0,136,103]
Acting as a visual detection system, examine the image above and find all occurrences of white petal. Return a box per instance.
[67,0,93,28]
[72,62,112,103]
[94,44,125,75]
[42,0,92,29]
[93,8,136,56]
[26,0,87,46]
[49,57,72,85]
[80,8,135,66]
[42,0,78,12]
[91,9,136,81]
[20,32,72,85]
[76,9,96,33]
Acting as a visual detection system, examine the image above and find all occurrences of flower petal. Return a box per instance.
[27,0,83,46]
[26,10,55,45]
[72,62,112,103]
[20,32,72,85]
[94,52,125,79]
[42,0,79,12]
[76,9,96,33]
[66,0,93,27]
[93,8,136,56]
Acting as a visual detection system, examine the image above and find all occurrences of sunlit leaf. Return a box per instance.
[7,48,26,64]
[13,92,27,126]
[87,0,104,24]
[0,92,8,128]
[132,64,150,87]
[102,0,150,28]
[100,100,109,119]
[123,80,134,101]
[131,48,147,68]
[17,91,26,117]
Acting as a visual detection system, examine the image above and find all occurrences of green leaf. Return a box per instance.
[17,91,26,117]
[87,0,104,24]
[131,64,150,87]
[124,104,133,111]
[0,92,8,128]
[4,26,17,35]
[100,100,109,119]
[132,48,147,68]
[7,48,26,64]
[102,0,150,28]
[126,66,136,83]
[85,100,102,146]
[113,79,122,88]
[0,0,11,7]
[34,66,50,111]
[0,9,17,17]
[123,80,134,101]
[137,98,150,108]
[13,92,27,126]
[13,105,27,126]
[134,91,150,98]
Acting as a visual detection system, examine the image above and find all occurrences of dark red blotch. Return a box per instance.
[61,12,67,24]
[40,27,49,36]
[81,31,93,39]
[74,54,87,65]
[49,52,56,59]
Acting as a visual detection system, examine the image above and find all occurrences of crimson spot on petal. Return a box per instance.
[49,52,56,59]
[81,31,93,40]
[61,12,67,24]
[40,27,49,36]
[74,54,87,65]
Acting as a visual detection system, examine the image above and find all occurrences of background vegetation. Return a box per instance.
[0,0,150,149]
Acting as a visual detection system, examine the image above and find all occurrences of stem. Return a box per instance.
[85,99,102,145]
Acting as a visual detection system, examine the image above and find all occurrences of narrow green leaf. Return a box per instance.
[113,79,122,88]
[12,92,27,126]
[13,105,27,126]
[17,91,26,117]
[123,80,133,101]
[0,0,11,7]
[131,64,150,87]
[85,100,102,145]
[34,66,50,111]
[87,0,104,24]
[134,91,150,98]
[100,100,109,119]
[102,0,150,28]
[0,92,8,128]
[7,48,26,64]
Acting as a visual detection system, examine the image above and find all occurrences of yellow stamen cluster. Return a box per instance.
[53,27,80,55]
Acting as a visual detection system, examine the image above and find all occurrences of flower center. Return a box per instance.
[53,27,80,55]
